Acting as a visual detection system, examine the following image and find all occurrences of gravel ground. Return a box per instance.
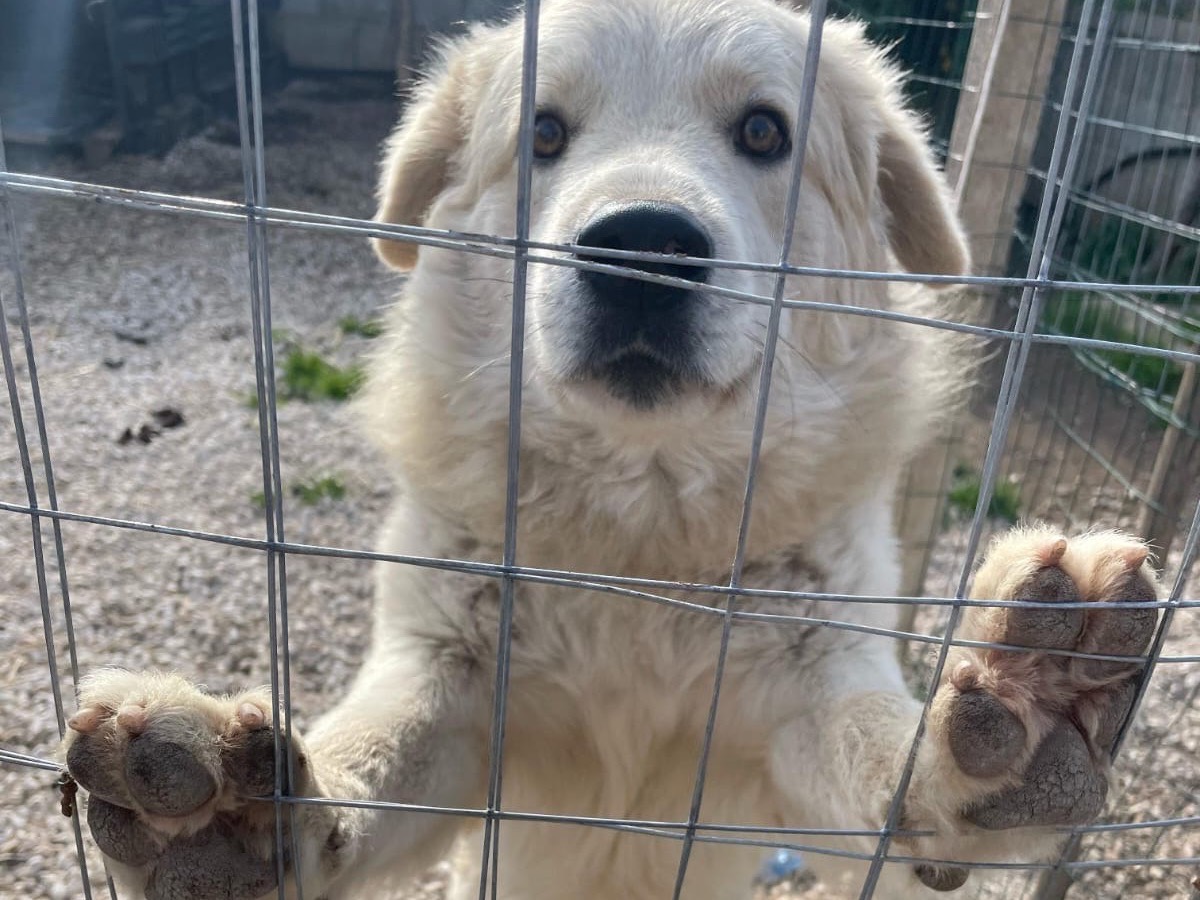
[1,79,1196,900]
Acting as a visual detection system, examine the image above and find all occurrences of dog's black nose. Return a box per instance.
[575,202,713,305]
[570,202,714,406]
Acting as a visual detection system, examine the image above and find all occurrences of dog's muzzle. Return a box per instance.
[571,201,714,407]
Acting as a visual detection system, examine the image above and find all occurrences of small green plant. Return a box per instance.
[279,348,363,402]
[291,475,346,505]
[338,315,385,339]
[945,465,1022,525]
[1046,202,1199,411]
[239,347,361,408]
[251,476,346,508]
[1063,210,1200,299]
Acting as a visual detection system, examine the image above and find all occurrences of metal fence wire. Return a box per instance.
[1,1,1199,899]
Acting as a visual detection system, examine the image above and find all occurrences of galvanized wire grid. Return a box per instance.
[1003,0,1200,547]
[957,1,1200,896]
[1,1,1199,900]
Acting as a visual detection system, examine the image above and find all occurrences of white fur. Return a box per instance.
[352,2,977,896]
[69,2,1150,898]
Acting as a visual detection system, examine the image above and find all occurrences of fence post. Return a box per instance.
[948,4,1096,898]
[944,0,1070,276]
[896,430,958,604]
[1137,359,1199,560]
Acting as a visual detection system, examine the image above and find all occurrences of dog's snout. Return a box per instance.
[568,201,715,405]
[576,202,713,296]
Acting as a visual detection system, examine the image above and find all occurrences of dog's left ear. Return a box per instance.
[875,104,970,279]
[816,16,968,279]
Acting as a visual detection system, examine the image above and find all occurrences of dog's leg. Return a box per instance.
[61,637,487,899]
[302,643,489,894]
[768,526,1158,898]
[765,642,942,897]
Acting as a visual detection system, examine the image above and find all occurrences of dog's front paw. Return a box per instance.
[909,528,1157,889]
[62,670,338,900]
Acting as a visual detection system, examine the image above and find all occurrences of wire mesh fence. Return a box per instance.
[1005,0,1200,555]
[943,2,1200,896]
[1,1,1198,900]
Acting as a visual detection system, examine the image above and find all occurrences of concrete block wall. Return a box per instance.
[278,0,512,75]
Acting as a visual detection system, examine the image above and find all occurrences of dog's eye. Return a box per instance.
[532,112,568,160]
[735,108,790,161]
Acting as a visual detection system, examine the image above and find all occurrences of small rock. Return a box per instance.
[113,328,150,346]
[152,408,186,429]
[117,424,161,445]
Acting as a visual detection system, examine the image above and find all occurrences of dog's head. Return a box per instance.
[369,0,967,458]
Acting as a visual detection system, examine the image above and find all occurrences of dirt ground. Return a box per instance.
[1,79,1196,900]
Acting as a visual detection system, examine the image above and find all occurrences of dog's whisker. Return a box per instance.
[460,354,512,383]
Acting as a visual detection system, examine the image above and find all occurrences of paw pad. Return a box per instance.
[67,733,134,807]
[125,733,219,817]
[60,671,303,899]
[946,690,1026,778]
[1002,564,1082,650]
[934,528,1158,834]
[965,723,1107,829]
[222,726,283,797]
[145,823,278,900]
[87,797,162,866]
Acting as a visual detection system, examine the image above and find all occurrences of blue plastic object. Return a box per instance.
[757,848,805,885]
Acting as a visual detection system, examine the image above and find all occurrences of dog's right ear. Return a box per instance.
[372,47,472,270]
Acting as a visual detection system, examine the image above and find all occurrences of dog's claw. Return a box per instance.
[68,707,104,735]
[914,864,970,892]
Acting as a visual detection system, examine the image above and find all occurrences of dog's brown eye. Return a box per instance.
[735,108,789,160]
[532,113,568,160]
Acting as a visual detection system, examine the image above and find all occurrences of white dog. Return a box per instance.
[62,2,1159,898]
